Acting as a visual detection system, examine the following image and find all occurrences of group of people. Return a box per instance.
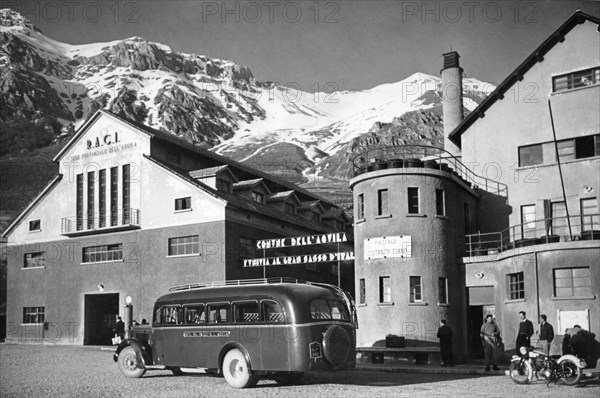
[437,311,563,371]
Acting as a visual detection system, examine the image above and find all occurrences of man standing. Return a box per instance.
[537,314,554,355]
[437,319,454,367]
[516,311,534,349]
[480,314,500,371]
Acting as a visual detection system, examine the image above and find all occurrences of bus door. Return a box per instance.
[182,304,208,367]
[152,304,184,366]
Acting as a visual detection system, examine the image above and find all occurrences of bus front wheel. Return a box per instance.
[222,348,256,388]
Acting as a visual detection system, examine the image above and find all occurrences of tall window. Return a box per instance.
[285,202,295,214]
[581,198,599,231]
[379,276,391,303]
[83,244,123,263]
[110,167,118,226]
[24,252,45,268]
[99,169,106,228]
[409,276,422,303]
[251,191,263,203]
[438,277,448,304]
[507,272,524,300]
[553,267,591,297]
[76,174,83,230]
[552,67,600,92]
[551,201,567,236]
[239,237,256,260]
[168,236,199,256]
[216,178,231,193]
[23,307,45,324]
[518,144,543,166]
[357,193,364,219]
[87,171,95,229]
[122,164,131,224]
[520,204,536,239]
[175,197,191,211]
[359,278,366,304]
[408,188,419,214]
[377,189,389,216]
[436,189,445,216]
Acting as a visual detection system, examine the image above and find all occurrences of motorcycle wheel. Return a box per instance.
[560,360,582,385]
[509,361,531,384]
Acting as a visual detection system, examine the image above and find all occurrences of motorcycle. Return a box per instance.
[509,346,585,386]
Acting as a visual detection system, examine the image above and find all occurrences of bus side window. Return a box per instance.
[185,305,205,324]
[154,307,162,325]
[208,303,230,324]
[162,306,182,325]
[233,301,259,323]
[261,300,285,324]
[310,299,331,320]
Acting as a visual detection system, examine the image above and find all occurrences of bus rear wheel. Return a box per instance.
[222,348,256,388]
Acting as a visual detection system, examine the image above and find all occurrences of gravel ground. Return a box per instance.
[1,344,599,398]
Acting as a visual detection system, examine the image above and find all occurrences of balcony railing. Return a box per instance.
[61,208,141,235]
[465,213,600,257]
[352,145,508,198]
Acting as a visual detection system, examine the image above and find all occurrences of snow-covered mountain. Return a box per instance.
[0,8,495,184]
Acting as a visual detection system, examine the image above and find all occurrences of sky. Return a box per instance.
[5,0,600,91]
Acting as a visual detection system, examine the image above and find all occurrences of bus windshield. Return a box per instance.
[309,298,350,321]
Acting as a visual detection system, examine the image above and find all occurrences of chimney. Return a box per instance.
[441,51,463,156]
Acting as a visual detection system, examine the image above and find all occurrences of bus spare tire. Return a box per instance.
[322,325,350,366]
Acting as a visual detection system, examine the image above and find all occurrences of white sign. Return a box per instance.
[557,309,589,333]
[364,236,412,260]
[243,251,355,267]
[256,232,347,249]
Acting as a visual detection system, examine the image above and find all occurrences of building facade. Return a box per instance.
[351,11,599,361]
[2,110,353,345]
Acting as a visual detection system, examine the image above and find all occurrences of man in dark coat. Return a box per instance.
[437,319,454,367]
[516,311,534,349]
[114,316,125,339]
[537,314,554,355]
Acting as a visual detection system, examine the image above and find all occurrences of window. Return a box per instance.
[239,237,256,260]
[168,235,199,256]
[518,144,543,166]
[83,244,123,263]
[156,305,182,325]
[557,135,600,162]
[507,272,525,300]
[87,171,95,229]
[29,220,41,231]
[551,201,567,236]
[409,276,422,303]
[408,188,419,214]
[175,197,191,211]
[216,178,231,193]
[23,307,45,324]
[357,193,364,219]
[262,300,285,323]
[438,277,448,304]
[581,198,599,231]
[377,189,389,216]
[310,299,350,321]
[520,204,536,239]
[379,276,392,303]
[233,301,259,323]
[76,174,83,230]
[359,278,366,304]
[310,212,321,223]
[110,167,118,227]
[208,303,230,323]
[285,202,296,214]
[553,267,591,297]
[552,67,600,92]
[24,252,44,268]
[122,164,130,224]
[436,189,445,216]
[184,304,205,324]
[99,169,106,228]
[251,191,263,203]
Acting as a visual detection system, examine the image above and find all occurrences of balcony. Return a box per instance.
[465,213,600,257]
[352,145,508,198]
[61,208,141,236]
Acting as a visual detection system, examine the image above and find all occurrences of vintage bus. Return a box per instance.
[113,278,357,388]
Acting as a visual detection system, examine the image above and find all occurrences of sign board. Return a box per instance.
[243,251,355,267]
[364,236,412,260]
[256,232,347,249]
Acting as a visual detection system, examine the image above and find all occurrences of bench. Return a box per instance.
[356,346,441,365]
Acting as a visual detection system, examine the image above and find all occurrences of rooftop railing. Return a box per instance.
[352,145,508,198]
[465,213,600,257]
